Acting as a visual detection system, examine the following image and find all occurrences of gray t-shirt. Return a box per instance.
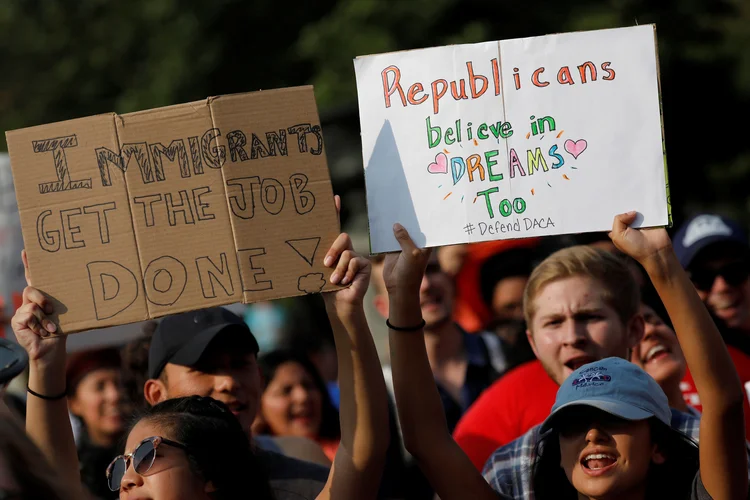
[691,473,712,500]
[258,448,329,500]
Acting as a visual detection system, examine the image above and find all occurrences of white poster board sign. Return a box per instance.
[354,25,671,253]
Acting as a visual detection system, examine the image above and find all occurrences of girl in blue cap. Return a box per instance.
[382,212,747,500]
[534,357,704,499]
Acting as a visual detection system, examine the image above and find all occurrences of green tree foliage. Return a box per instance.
[0,0,335,140]
[297,0,750,225]
[1,0,748,226]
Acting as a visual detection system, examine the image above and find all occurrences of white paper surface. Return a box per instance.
[354,25,669,253]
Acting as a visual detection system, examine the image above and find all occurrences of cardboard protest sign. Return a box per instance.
[5,86,340,334]
[354,25,671,253]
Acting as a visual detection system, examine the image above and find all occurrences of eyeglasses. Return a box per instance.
[689,261,750,292]
[106,436,187,492]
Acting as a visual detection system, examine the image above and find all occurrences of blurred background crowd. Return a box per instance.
[0,2,749,498]
[1,0,748,356]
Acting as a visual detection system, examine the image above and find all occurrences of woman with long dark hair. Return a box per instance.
[111,395,274,499]
[254,349,341,461]
[66,347,126,499]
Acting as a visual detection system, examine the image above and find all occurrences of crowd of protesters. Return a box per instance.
[0,203,746,500]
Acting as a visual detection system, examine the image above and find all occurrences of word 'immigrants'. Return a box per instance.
[34,124,323,194]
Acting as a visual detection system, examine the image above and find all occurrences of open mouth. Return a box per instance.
[420,296,443,309]
[581,453,617,474]
[713,297,741,313]
[290,409,315,425]
[565,356,594,372]
[225,401,248,414]
[643,344,671,364]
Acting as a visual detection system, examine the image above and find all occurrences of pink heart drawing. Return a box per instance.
[564,139,588,159]
[427,152,448,174]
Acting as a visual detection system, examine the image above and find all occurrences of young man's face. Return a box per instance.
[372,253,455,329]
[689,247,750,331]
[419,255,455,328]
[527,275,642,385]
[155,336,262,434]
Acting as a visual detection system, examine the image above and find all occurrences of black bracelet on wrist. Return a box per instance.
[27,386,67,401]
[386,318,426,332]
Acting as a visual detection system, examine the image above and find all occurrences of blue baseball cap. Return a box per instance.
[673,214,749,269]
[541,357,671,433]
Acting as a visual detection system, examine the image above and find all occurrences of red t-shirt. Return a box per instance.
[680,344,750,438]
[453,360,557,470]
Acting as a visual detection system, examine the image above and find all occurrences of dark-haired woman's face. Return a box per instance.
[491,276,527,323]
[118,420,212,499]
[557,410,664,499]
[260,361,322,439]
[68,368,124,444]
[629,305,686,388]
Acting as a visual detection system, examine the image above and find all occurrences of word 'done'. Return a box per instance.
[6,86,341,334]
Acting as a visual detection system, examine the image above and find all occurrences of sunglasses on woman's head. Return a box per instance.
[106,436,187,492]
[688,261,750,292]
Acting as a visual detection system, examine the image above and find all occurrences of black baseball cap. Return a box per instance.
[148,307,259,379]
[673,214,750,269]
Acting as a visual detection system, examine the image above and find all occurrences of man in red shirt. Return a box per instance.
[452,245,646,470]
[452,245,711,472]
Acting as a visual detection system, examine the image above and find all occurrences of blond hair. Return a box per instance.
[523,245,640,326]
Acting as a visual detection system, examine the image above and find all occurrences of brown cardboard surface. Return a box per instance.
[115,101,243,318]
[209,87,340,302]
[5,86,340,334]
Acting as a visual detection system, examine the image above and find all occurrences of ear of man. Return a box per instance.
[525,329,540,360]
[625,312,646,350]
[143,377,169,406]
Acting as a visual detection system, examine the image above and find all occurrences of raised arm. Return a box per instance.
[12,251,85,498]
[383,224,499,500]
[317,232,389,499]
[610,212,748,500]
